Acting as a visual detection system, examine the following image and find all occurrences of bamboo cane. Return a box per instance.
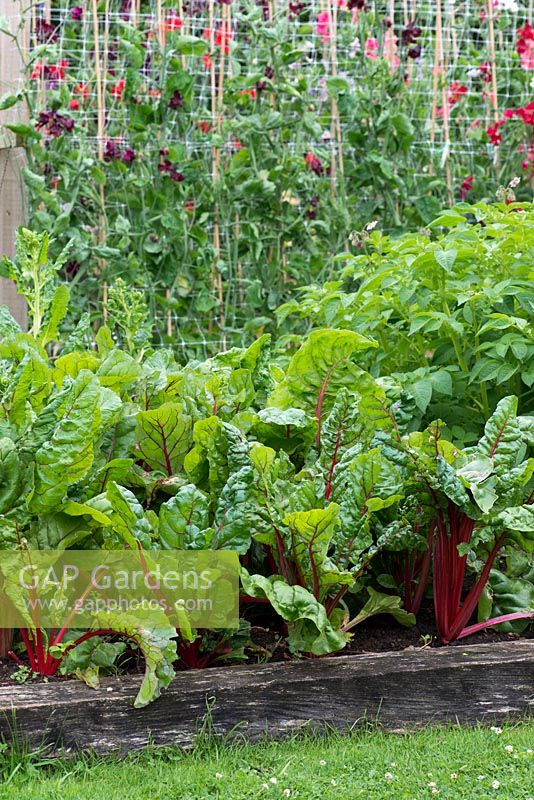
[436,0,453,203]
[486,0,500,170]
[449,0,459,61]
[330,0,344,178]
[178,0,187,70]
[91,0,108,318]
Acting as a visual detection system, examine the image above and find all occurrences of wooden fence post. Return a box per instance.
[0,0,28,328]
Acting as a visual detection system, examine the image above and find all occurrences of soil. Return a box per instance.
[247,604,533,664]
[0,606,531,685]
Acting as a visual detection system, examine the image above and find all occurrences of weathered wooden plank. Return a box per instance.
[0,642,532,754]
[0,0,28,326]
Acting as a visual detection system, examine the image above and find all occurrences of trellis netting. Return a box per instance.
[2,0,533,354]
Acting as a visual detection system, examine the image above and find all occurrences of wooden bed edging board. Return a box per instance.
[0,641,532,755]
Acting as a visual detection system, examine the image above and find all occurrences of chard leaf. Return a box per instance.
[347,587,415,629]
[241,570,348,655]
[90,614,178,707]
[0,438,22,514]
[27,371,102,513]
[213,467,256,553]
[470,396,522,473]
[159,484,211,549]
[268,329,377,443]
[136,402,192,477]
[97,350,143,388]
[497,505,534,551]
[105,481,153,548]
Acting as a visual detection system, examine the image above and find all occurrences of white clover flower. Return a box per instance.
[261,783,269,790]
[492,780,501,789]
[478,775,486,780]
[505,745,514,753]
[490,727,503,734]
[384,772,394,781]
[428,782,437,788]
[269,777,278,785]
[215,772,223,780]
[527,749,533,754]
[319,760,327,766]
[283,790,291,797]
[450,773,458,779]
[331,779,337,786]
[431,789,439,796]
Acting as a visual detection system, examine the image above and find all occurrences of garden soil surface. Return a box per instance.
[0,605,531,684]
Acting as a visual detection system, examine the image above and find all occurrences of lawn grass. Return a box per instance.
[0,723,533,800]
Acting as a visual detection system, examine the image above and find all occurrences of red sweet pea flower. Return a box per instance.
[197,120,212,133]
[203,53,213,70]
[69,99,80,110]
[479,61,492,83]
[486,120,505,145]
[49,59,69,81]
[503,101,534,126]
[30,63,45,79]
[74,82,90,100]
[459,175,474,200]
[166,12,182,30]
[110,78,126,100]
[31,60,69,81]
[448,81,467,106]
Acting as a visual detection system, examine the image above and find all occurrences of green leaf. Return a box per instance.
[39,284,70,345]
[174,35,209,55]
[497,505,534,551]
[159,484,211,549]
[0,93,20,111]
[0,438,22,514]
[136,403,192,477]
[4,123,41,139]
[240,570,348,656]
[213,467,256,553]
[269,329,377,437]
[105,481,153,548]
[97,350,143,387]
[27,371,102,513]
[347,587,416,629]
[471,396,521,473]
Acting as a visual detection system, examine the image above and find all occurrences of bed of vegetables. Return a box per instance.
[0,200,533,707]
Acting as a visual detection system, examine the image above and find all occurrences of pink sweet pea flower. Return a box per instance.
[364,37,379,59]
[316,11,331,42]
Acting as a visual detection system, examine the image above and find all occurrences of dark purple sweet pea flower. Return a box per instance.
[35,18,59,43]
[402,21,422,46]
[264,65,275,80]
[70,5,83,21]
[408,44,422,59]
[36,110,75,138]
[121,147,136,164]
[104,140,122,161]
[168,90,184,110]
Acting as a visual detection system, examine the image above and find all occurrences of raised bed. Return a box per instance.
[1,641,533,755]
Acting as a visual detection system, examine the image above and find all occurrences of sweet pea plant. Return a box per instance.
[1,0,533,351]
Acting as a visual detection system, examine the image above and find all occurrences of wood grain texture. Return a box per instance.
[0,642,532,754]
[0,0,28,326]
